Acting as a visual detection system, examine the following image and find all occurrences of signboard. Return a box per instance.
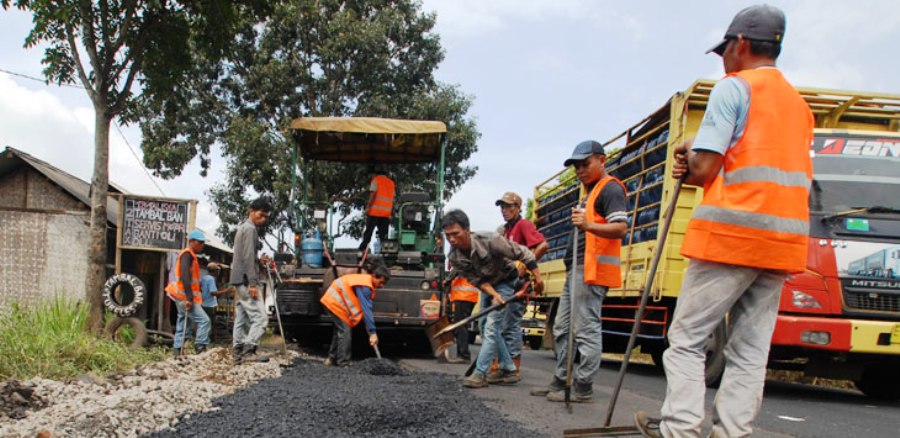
[119,197,191,251]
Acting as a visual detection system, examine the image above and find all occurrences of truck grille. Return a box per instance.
[842,289,900,313]
[277,287,321,316]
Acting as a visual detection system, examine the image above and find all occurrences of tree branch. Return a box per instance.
[66,24,98,104]
[76,0,103,91]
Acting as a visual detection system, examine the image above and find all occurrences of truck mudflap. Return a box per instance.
[773,315,900,355]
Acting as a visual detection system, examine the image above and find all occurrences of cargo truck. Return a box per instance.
[532,80,900,399]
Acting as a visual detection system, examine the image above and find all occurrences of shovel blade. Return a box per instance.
[562,425,640,437]
[425,316,456,358]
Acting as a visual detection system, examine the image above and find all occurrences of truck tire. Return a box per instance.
[105,317,148,350]
[855,363,900,400]
[103,273,145,317]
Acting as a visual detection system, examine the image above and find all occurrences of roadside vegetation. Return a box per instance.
[0,297,166,381]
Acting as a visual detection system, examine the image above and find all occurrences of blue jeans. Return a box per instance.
[552,267,607,385]
[173,299,210,349]
[475,280,517,375]
[502,282,526,358]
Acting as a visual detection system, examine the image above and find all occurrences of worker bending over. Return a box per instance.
[321,265,392,366]
[442,209,545,388]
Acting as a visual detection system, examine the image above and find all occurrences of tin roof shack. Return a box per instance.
[0,147,231,336]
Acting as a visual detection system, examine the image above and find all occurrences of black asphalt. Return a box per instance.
[148,357,546,438]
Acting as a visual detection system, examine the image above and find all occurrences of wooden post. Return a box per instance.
[115,194,124,274]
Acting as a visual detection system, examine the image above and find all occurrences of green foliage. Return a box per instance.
[0,297,166,381]
[135,0,480,245]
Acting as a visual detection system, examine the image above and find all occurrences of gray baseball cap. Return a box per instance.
[563,140,604,167]
[707,4,786,56]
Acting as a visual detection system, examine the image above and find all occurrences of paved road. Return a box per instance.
[401,348,900,437]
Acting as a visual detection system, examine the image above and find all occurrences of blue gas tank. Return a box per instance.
[301,230,324,268]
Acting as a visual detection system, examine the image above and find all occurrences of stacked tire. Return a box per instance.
[103,273,148,349]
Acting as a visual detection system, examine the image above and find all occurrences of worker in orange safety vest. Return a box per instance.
[448,275,480,361]
[359,165,395,252]
[165,229,211,356]
[321,265,392,366]
[634,5,814,437]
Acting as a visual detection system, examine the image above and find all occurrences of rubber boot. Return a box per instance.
[240,344,270,363]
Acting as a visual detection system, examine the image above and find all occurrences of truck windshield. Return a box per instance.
[810,134,900,213]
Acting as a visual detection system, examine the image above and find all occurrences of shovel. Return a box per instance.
[563,226,579,412]
[562,179,684,437]
[429,281,533,340]
[265,260,289,356]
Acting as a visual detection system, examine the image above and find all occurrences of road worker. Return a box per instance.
[448,274,480,362]
[441,209,545,388]
[166,229,211,356]
[359,165,395,252]
[634,5,814,437]
[231,197,272,364]
[321,265,392,366]
[530,140,628,403]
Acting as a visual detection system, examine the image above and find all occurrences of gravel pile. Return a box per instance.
[150,357,546,438]
[0,348,298,438]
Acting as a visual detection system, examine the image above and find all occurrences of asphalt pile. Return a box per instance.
[151,357,546,438]
[0,380,47,421]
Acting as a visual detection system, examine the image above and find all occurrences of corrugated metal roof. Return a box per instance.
[1,146,231,254]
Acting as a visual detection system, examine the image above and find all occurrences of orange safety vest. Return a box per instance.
[320,273,376,328]
[165,248,202,304]
[583,176,626,288]
[681,69,814,273]
[449,277,479,303]
[366,175,395,218]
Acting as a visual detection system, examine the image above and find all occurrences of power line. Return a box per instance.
[0,67,85,89]
[2,66,168,197]
[113,122,166,196]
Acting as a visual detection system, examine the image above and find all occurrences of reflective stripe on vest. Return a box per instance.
[583,176,626,288]
[319,273,375,328]
[681,69,814,272]
[165,248,202,304]
[367,175,395,218]
[449,277,479,303]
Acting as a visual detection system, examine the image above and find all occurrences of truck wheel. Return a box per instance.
[855,363,900,400]
[103,273,145,317]
[105,317,148,350]
[704,320,727,388]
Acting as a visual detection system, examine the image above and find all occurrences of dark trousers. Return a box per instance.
[359,216,390,251]
[202,306,217,343]
[328,310,353,366]
[452,300,476,359]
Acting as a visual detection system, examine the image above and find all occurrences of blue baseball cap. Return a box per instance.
[188,229,206,242]
[563,140,605,167]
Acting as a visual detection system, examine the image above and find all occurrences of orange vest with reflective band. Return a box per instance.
[320,273,376,327]
[165,248,202,304]
[449,277,479,303]
[366,175,395,218]
[681,69,814,273]
[583,176,626,288]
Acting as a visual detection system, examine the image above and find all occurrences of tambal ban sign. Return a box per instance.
[120,197,191,251]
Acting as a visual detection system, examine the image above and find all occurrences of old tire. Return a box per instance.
[103,273,145,317]
[855,363,900,400]
[105,317,148,350]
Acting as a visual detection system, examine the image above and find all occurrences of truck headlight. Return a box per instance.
[801,331,831,345]
[792,290,822,309]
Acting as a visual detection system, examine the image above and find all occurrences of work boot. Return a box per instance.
[529,376,565,396]
[547,381,593,403]
[513,356,521,377]
[195,344,208,354]
[634,411,663,438]
[462,371,488,388]
[488,358,499,374]
[232,344,245,364]
[487,369,520,385]
[240,344,270,364]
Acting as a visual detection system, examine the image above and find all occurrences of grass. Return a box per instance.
[0,297,167,381]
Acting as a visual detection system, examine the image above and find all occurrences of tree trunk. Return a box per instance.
[85,105,112,333]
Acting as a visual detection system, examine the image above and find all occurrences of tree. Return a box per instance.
[3,0,265,332]
[137,0,480,246]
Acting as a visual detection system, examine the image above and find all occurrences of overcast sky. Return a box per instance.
[2,1,899,247]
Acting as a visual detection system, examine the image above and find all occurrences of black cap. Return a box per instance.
[707,4,786,56]
[563,140,605,167]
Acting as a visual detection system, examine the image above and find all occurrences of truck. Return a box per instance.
[269,117,449,349]
[532,79,900,399]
